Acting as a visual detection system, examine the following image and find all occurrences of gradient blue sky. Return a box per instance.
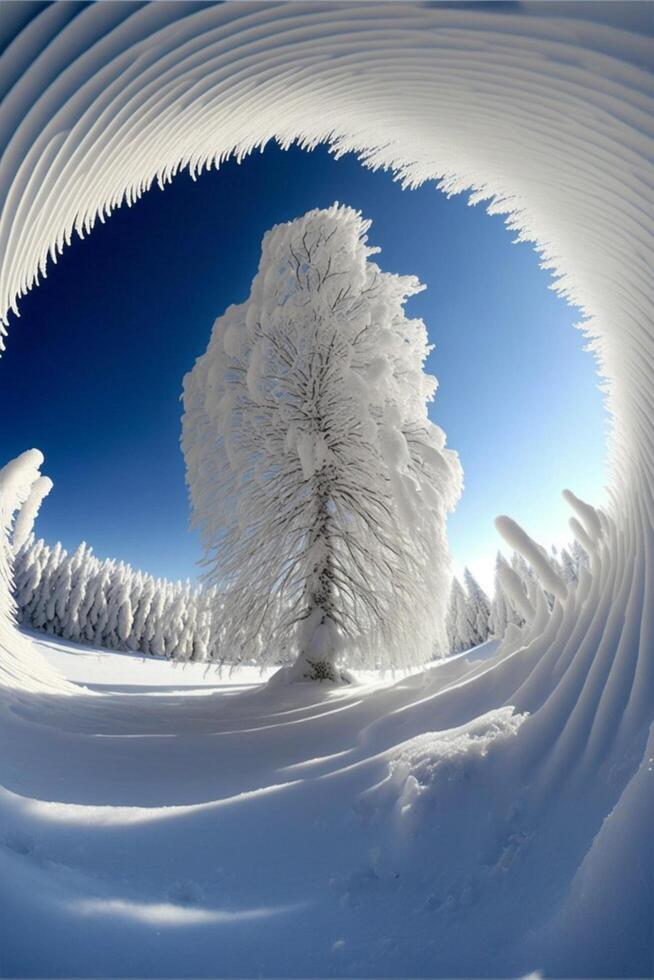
[1,144,608,593]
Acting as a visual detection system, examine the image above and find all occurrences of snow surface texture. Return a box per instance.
[0,3,652,975]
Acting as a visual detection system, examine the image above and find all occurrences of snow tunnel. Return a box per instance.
[0,3,652,934]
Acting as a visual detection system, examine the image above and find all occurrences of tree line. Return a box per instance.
[14,536,219,661]
[14,531,589,663]
[446,542,589,655]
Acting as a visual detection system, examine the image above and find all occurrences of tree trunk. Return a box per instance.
[296,478,341,681]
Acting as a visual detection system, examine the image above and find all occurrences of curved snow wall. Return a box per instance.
[0,2,652,716]
[0,451,75,693]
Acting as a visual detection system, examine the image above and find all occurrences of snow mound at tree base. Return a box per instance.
[268,657,355,687]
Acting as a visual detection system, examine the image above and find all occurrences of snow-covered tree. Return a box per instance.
[489,552,525,638]
[446,576,475,654]
[444,570,491,654]
[183,204,462,681]
[570,539,590,576]
[462,567,491,646]
[116,574,134,646]
[557,546,578,585]
[13,533,225,663]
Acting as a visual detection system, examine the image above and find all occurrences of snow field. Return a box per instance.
[2,633,517,978]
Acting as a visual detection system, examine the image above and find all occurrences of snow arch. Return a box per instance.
[0,5,652,752]
[0,4,652,965]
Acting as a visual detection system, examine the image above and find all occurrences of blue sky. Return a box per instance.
[1,143,608,593]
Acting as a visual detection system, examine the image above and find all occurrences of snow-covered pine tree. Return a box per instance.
[166,585,189,660]
[489,552,525,638]
[52,553,72,633]
[462,567,491,646]
[81,562,104,642]
[34,541,63,631]
[183,204,462,681]
[129,573,153,652]
[570,539,590,576]
[511,552,538,609]
[116,572,134,646]
[192,588,213,662]
[63,544,91,642]
[446,575,476,654]
[148,581,167,657]
[14,536,42,609]
[91,564,111,646]
[558,546,578,585]
[13,533,225,663]
[18,538,47,626]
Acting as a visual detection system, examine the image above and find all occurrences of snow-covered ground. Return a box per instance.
[1,632,526,979]
[34,631,278,692]
[2,629,651,978]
